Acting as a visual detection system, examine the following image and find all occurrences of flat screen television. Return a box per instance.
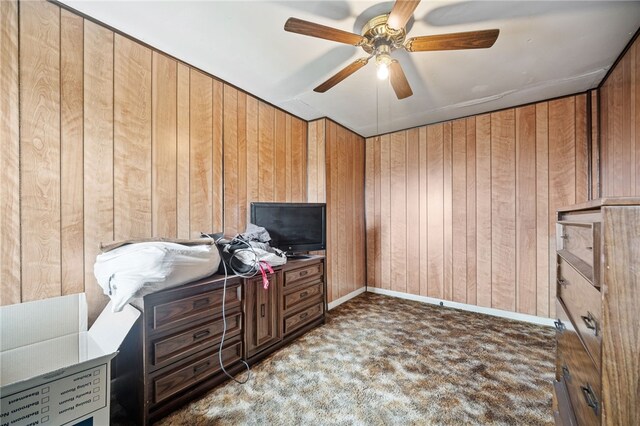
[250,202,326,254]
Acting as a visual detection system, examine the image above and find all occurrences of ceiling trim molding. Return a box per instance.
[47,0,311,124]
[597,24,640,89]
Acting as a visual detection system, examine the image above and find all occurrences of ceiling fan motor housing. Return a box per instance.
[361,14,407,55]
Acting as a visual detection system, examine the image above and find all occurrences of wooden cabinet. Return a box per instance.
[115,256,326,424]
[244,271,282,358]
[553,198,640,426]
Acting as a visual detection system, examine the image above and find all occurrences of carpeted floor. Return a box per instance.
[150,293,555,425]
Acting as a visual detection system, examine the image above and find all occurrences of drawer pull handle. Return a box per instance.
[300,312,309,319]
[557,278,568,287]
[581,384,599,415]
[300,291,309,298]
[261,303,266,318]
[193,330,210,340]
[581,312,599,336]
[193,298,209,309]
[586,246,593,250]
[299,270,308,277]
[560,234,568,239]
[193,361,210,375]
[553,320,565,332]
[562,365,571,381]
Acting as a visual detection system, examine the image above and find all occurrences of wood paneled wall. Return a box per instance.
[365,95,590,318]
[308,119,366,303]
[600,35,640,197]
[1,0,307,321]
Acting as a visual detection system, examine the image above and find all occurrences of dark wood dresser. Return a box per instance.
[553,199,640,426]
[115,255,326,424]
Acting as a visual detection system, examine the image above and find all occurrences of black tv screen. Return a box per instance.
[250,202,326,253]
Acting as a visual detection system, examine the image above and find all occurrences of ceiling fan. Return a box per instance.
[284,0,499,99]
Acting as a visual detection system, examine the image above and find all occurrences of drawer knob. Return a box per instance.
[300,291,308,298]
[193,298,209,309]
[586,246,593,250]
[553,320,565,332]
[299,270,308,277]
[581,384,599,415]
[557,278,567,287]
[300,312,309,319]
[193,329,211,340]
[581,312,599,336]
[193,361,210,375]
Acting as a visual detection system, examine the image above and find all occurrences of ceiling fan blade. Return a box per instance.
[314,58,369,93]
[284,17,366,46]
[387,0,421,30]
[405,29,499,52]
[389,61,413,99]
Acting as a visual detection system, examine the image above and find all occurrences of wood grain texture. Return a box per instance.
[325,122,336,301]
[246,95,259,215]
[0,0,20,305]
[419,127,429,296]
[476,114,492,308]
[574,94,589,203]
[427,124,444,299]
[535,102,550,317]
[452,120,467,303]
[365,137,376,286]
[465,117,477,305]
[291,118,307,202]
[114,35,152,240]
[374,135,382,289]
[176,63,190,239]
[212,80,223,232]
[515,105,537,315]
[491,109,516,311]
[380,133,392,291]
[237,92,248,231]
[274,109,287,202]
[599,34,640,197]
[443,122,453,301]
[390,131,407,294]
[60,9,84,296]
[591,90,599,199]
[258,101,275,201]
[20,0,61,301]
[84,20,114,322]
[152,52,177,238]
[406,129,420,295]
[224,85,239,234]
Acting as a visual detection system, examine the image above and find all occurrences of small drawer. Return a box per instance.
[283,281,323,313]
[151,283,241,332]
[152,338,242,405]
[284,263,323,288]
[152,310,242,368]
[557,257,602,369]
[556,300,601,426]
[283,302,323,336]
[556,221,600,286]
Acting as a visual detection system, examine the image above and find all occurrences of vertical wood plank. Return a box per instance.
[223,84,239,234]
[390,131,407,294]
[591,90,599,199]
[427,124,444,299]
[308,121,319,203]
[515,105,537,315]
[20,0,61,301]
[575,94,589,203]
[286,115,293,201]
[0,0,21,305]
[443,122,453,301]
[536,102,550,317]
[365,138,376,286]
[189,70,213,237]
[60,9,84,295]
[452,120,467,303]
[491,109,516,312]
[237,92,248,231]
[465,117,477,305]
[406,128,420,295]
[151,52,177,238]
[258,102,275,201]
[246,95,259,211]
[380,133,391,291]
[476,114,492,308]
[274,109,287,202]
[374,135,382,288]
[212,80,223,232]
[337,126,348,297]
[84,21,113,322]
[292,118,307,202]
[636,42,640,196]
[325,121,334,300]
[114,35,152,240]
[549,97,576,318]
[176,63,190,239]
[419,127,428,296]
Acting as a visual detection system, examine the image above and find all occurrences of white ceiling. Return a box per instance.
[60,1,640,137]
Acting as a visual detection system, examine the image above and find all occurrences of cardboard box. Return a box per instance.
[0,294,139,426]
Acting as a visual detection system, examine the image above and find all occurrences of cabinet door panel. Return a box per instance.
[245,271,282,358]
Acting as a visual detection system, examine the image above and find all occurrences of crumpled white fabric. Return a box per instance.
[94,242,220,312]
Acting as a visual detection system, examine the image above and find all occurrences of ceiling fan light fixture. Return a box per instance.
[376,50,392,80]
[377,62,389,80]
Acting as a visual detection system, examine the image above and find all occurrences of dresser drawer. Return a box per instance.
[151,310,242,369]
[557,221,601,286]
[152,338,242,405]
[283,301,323,336]
[556,300,601,426]
[557,257,602,368]
[283,281,323,313]
[150,282,241,333]
[284,262,323,288]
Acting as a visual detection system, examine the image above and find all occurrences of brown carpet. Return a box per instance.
[149,293,555,425]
